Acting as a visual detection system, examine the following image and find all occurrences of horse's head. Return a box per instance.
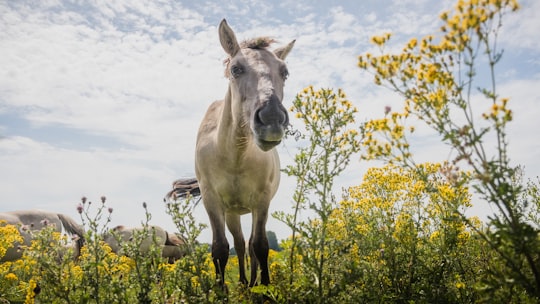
[219,19,295,151]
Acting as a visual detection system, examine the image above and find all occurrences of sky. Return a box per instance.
[1,0,539,243]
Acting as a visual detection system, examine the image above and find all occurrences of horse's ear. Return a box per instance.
[274,39,295,60]
[219,19,241,57]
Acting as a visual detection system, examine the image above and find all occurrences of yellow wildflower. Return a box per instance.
[4,272,18,282]
[25,279,38,304]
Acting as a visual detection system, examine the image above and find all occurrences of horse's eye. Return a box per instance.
[281,68,289,80]
[231,65,244,78]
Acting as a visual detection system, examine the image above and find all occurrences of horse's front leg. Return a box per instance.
[250,209,270,286]
[226,213,248,285]
[206,208,229,287]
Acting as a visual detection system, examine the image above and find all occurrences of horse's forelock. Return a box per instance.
[240,37,276,49]
[223,37,278,78]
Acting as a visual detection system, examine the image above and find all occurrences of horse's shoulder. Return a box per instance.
[208,99,224,109]
[197,100,223,148]
[201,100,223,126]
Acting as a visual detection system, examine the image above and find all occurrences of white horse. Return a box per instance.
[103,225,186,263]
[0,210,84,262]
[193,19,294,287]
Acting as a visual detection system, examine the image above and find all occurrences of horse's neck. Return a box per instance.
[217,87,251,154]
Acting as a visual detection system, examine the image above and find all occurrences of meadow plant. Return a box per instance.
[0,194,269,303]
[271,85,491,303]
[0,222,26,303]
[330,163,487,302]
[358,0,539,299]
[165,194,205,255]
[77,196,118,304]
[164,194,224,303]
[274,87,360,303]
[109,203,164,303]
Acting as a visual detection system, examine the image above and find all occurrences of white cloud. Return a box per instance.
[500,0,540,51]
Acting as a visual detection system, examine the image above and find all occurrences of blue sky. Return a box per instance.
[1,0,539,243]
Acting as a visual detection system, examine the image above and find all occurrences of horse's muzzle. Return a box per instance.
[253,94,289,151]
[256,137,282,151]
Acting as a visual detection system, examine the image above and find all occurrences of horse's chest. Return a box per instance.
[196,137,280,213]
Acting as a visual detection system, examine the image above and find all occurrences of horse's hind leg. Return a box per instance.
[226,213,248,285]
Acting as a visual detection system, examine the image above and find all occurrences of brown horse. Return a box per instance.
[192,19,294,287]
[0,210,85,262]
[103,225,186,263]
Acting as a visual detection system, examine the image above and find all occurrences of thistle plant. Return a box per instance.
[77,196,114,304]
[108,203,164,304]
[165,195,205,255]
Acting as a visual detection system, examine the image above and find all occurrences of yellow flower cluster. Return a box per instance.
[0,222,23,259]
[358,0,519,169]
[370,32,392,46]
[294,86,356,121]
[482,97,513,124]
[25,278,37,304]
[335,162,473,246]
[4,272,18,282]
[292,86,360,155]
[0,222,222,302]
[360,112,413,163]
[454,274,466,289]
[442,0,519,43]
[360,0,519,88]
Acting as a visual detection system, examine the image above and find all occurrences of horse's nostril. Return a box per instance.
[256,109,265,125]
[258,108,287,126]
[257,95,288,126]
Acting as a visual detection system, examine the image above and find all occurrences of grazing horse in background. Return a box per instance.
[193,19,294,287]
[103,225,186,263]
[0,210,85,262]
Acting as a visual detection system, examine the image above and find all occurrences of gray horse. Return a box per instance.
[0,210,84,262]
[193,19,294,287]
[103,225,186,263]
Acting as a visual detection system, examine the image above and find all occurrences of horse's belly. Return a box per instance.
[219,187,264,213]
[224,204,252,214]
